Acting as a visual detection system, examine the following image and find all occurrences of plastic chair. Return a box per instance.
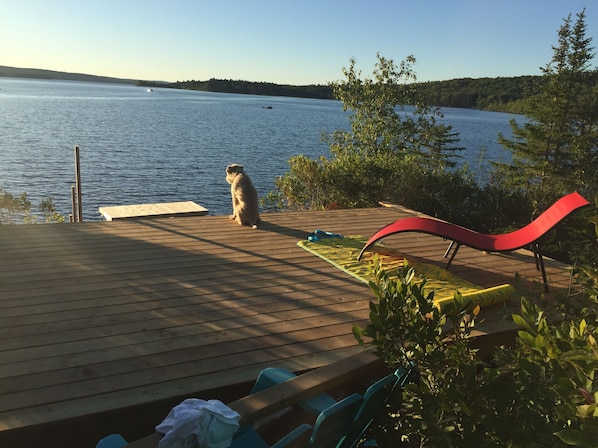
[95,434,128,448]
[308,393,364,448]
[250,367,338,415]
[231,394,364,448]
[337,368,412,448]
[250,365,415,448]
[231,422,313,448]
[95,425,313,448]
[359,192,590,291]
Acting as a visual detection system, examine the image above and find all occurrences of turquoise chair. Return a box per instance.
[231,422,313,448]
[95,423,314,448]
[251,365,413,415]
[250,367,337,415]
[250,365,416,448]
[307,393,364,448]
[95,433,127,448]
[337,371,403,448]
[231,394,363,448]
[95,367,414,448]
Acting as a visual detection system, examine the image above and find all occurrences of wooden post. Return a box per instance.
[74,145,83,222]
[70,185,77,222]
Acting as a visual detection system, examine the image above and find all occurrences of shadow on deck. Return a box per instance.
[0,207,573,447]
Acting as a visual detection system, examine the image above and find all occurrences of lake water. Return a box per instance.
[0,78,519,221]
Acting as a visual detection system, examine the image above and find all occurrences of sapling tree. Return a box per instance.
[272,53,466,212]
[0,188,64,224]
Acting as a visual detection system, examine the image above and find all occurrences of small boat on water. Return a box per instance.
[147,88,153,92]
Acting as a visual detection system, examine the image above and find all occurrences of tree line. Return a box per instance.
[158,76,551,112]
[163,79,333,99]
[418,75,538,112]
[2,65,570,113]
[0,65,136,84]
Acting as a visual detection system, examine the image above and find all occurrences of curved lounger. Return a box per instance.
[359,192,590,291]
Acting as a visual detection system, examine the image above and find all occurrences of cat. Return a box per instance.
[225,164,261,229]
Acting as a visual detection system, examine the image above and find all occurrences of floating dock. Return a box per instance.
[98,201,209,221]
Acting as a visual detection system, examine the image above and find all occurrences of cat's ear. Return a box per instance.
[226,164,244,174]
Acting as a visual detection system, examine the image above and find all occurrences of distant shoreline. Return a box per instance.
[0,65,537,112]
[0,65,333,100]
[0,65,143,85]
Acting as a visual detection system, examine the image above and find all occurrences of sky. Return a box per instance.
[1,0,597,85]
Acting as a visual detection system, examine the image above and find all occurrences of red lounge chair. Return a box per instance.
[359,192,590,291]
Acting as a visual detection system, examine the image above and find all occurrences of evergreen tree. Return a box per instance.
[498,9,598,213]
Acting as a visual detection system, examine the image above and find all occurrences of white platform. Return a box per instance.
[99,201,209,221]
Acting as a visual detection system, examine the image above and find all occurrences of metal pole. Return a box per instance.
[74,145,83,222]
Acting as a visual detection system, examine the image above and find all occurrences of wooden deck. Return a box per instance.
[0,207,572,447]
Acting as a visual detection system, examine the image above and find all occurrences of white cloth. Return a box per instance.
[155,398,241,448]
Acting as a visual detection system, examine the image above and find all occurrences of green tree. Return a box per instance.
[418,122,464,171]
[39,196,66,223]
[0,188,64,224]
[325,53,465,168]
[497,9,598,213]
[0,189,31,224]
[272,54,467,214]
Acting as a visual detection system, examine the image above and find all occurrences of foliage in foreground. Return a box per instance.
[353,260,598,447]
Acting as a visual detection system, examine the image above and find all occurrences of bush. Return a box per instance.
[353,260,598,447]
[0,188,64,224]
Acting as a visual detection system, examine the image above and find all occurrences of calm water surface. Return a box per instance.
[0,78,519,221]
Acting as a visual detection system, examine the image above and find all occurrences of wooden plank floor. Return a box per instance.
[0,207,572,446]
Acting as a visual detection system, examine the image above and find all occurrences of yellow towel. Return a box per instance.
[298,236,513,310]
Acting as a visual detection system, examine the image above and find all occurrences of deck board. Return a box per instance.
[0,207,572,446]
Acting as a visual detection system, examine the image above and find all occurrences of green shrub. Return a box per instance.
[0,188,64,224]
[354,260,598,447]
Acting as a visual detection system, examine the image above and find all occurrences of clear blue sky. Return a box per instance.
[1,0,596,84]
